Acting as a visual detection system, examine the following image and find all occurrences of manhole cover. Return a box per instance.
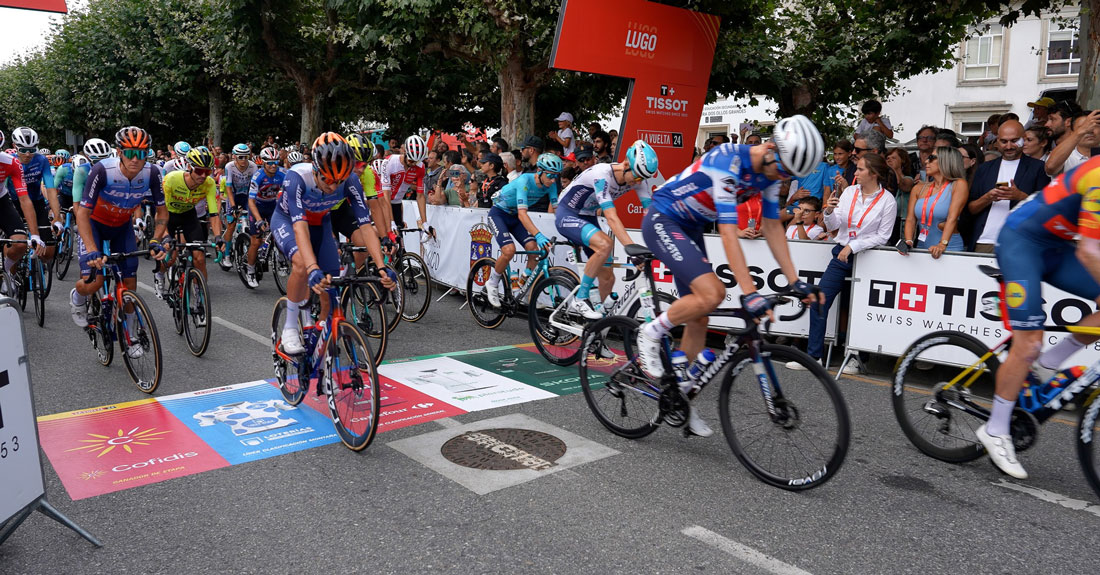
[440,428,567,471]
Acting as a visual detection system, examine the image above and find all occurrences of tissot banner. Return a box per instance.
[551,0,721,228]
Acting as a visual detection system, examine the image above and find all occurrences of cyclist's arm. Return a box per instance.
[1077,184,1100,285]
[248,197,262,226]
[205,180,224,238]
[150,169,168,242]
[600,206,633,248]
[76,163,104,251]
[18,194,39,239]
[760,217,800,286]
[367,197,387,238]
[717,222,758,295]
[415,170,427,228]
[72,166,86,203]
[41,164,61,222]
[515,182,541,237]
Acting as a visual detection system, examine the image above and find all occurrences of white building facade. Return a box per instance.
[695,10,1081,147]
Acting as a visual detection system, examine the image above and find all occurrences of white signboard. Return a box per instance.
[847,248,1100,368]
[0,304,46,524]
[379,357,556,411]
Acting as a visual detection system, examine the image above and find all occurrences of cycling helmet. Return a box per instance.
[55,149,71,161]
[185,147,216,170]
[370,158,386,176]
[232,143,250,156]
[259,146,280,162]
[0,130,5,149]
[403,135,427,163]
[311,132,354,183]
[771,114,824,179]
[536,153,563,174]
[50,154,64,167]
[38,148,51,156]
[146,148,157,160]
[11,127,38,150]
[71,154,89,168]
[174,141,191,156]
[346,133,370,162]
[115,126,151,149]
[287,150,305,164]
[83,138,112,161]
[626,140,659,179]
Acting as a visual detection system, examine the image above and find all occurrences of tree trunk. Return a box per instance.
[498,53,537,146]
[208,83,223,148]
[299,85,324,146]
[1079,0,1100,109]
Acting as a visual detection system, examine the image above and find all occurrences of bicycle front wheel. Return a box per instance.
[578,315,661,439]
[89,297,113,367]
[1077,389,1100,501]
[528,272,583,366]
[31,257,45,327]
[270,246,290,295]
[183,268,212,356]
[719,344,850,491]
[270,298,305,405]
[398,252,432,322]
[892,331,997,463]
[55,229,73,279]
[341,283,388,366]
[234,234,254,289]
[466,257,506,329]
[327,321,381,451]
[117,290,162,394]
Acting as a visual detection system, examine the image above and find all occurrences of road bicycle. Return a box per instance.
[270,275,382,451]
[391,226,434,322]
[54,207,75,280]
[465,237,577,329]
[578,244,850,490]
[892,264,1100,499]
[1,231,54,327]
[159,239,215,357]
[529,242,676,366]
[232,223,289,293]
[336,242,390,365]
[81,250,163,393]
[216,206,246,272]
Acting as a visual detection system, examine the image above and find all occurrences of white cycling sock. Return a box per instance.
[4,256,16,274]
[987,394,1015,437]
[642,312,676,339]
[246,265,255,274]
[71,289,87,306]
[488,269,501,288]
[297,299,313,327]
[285,300,301,332]
[125,312,139,328]
[1038,335,1087,370]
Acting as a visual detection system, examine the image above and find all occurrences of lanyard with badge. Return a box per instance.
[847,185,885,239]
[917,181,949,243]
[745,197,761,230]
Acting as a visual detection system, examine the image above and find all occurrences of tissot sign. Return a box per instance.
[551,0,720,228]
[0,0,67,12]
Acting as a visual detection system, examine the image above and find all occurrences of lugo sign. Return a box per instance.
[551,0,720,228]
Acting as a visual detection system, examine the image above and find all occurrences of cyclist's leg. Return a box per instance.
[271,210,310,350]
[1033,243,1100,371]
[247,209,264,267]
[311,216,342,321]
[487,206,518,278]
[33,199,56,261]
[0,195,28,272]
[74,221,107,297]
[180,210,207,278]
[556,210,601,300]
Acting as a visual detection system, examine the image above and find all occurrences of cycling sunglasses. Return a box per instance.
[263,160,280,166]
[16,147,37,154]
[191,167,213,177]
[121,148,146,160]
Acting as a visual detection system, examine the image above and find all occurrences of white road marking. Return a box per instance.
[994,480,1100,518]
[212,317,269,346]
[136,281,156,294]
[681,526,814,575]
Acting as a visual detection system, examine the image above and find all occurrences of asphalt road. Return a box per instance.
[2,263,1099,575]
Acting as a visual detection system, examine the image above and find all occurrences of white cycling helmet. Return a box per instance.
[259,146,280,162]
[174,141,191,156]
[287,150,305,164]
[11,127,38,150]
[771,115,824,179]
[71,154,89,168]
[83,138,112,162]
[403,135,427,163]
[626,140,659,179]
[371,158,386,176]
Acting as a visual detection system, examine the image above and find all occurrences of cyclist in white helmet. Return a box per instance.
[379,134,429,236]
[634,115,826,438]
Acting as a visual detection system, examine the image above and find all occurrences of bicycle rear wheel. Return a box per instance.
[270,298,305,405]
[13,266,27,311]
[234,234,254,289]
[398,252,432,322]
[55,229,73,279]
[719,344,850,490]
[366,262,402,334]
[892,331,995,463]
[183,268,212,356]
[341,283,388,366]
[528,272,583,366]
[466,257,506,329]
[41,254,53,299]
[31,257,45,327]
[327,321,381,451]
[1077,389,1100,501]
[579,315,662,439]
[89,297,113,367]
[270,246,290,295]
[117,290,162,394]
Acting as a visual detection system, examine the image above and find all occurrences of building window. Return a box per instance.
[1045,22,1080,76]
[958,121,987,140]
[963,24,1004,81]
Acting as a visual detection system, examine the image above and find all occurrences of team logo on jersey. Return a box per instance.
[1082,193,1100,213]
[1004,281,1027,309]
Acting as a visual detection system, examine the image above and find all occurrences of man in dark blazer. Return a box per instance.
[966,120,1051,252]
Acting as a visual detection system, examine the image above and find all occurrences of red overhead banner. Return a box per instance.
[0,0,67,13]
[551,0,719,228]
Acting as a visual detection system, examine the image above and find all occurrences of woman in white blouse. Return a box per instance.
[789,153,897,373]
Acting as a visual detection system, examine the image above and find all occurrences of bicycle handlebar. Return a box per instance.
[709,291,812,336]
[82,250,150,283]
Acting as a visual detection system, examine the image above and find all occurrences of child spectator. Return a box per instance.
[785,196,826,240]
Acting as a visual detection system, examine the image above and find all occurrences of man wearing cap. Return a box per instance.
[575,148,597,172]
[475,153,508,208]
[548,112,576,157]
[1026,97,1055,130]
[520,135,543,174]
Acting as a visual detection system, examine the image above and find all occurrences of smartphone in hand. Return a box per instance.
[895,239,910,255]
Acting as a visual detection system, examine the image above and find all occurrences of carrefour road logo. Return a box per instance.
[1005,281,1027,309]
[66,426,172,458]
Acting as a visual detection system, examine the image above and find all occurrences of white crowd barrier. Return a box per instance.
[401,201,1100,367]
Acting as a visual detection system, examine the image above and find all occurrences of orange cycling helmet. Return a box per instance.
[115,126,151,149]
[311,132,354,183]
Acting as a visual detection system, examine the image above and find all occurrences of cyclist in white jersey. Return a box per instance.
[220,143,257,265]
[380,135,429,235]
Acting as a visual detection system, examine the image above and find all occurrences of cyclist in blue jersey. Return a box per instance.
[483,153,562,307]
[635,115,826,437]
[52,150,74,211]
[9,128,62,263]
[555,140,658,318]
[271,132,395,355]
[243,146,286,287]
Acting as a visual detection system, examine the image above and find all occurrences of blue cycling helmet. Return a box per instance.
[536,153,563,174]
[174,141,191,156]
[232,143,250,156]
[55,149,71,161]
[626,140,659,179]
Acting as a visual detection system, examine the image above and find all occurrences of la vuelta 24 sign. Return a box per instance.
[550,0,720,228]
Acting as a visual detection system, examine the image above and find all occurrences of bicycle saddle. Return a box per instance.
[625,244,654,259]
[978,265,1002,281]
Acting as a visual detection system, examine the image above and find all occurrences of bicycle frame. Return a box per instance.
[501,247,553,305]
[547,256,659,337]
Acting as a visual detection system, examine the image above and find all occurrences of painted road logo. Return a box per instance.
[441,428,566,471]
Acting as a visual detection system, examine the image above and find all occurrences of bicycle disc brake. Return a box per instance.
[1009,408,1040,452]
[771,397,800,430]
[658,382,689,428]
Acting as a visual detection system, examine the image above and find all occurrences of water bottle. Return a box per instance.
[602,292,619,314]
[687,348,717,382]
[670,350,689,382]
